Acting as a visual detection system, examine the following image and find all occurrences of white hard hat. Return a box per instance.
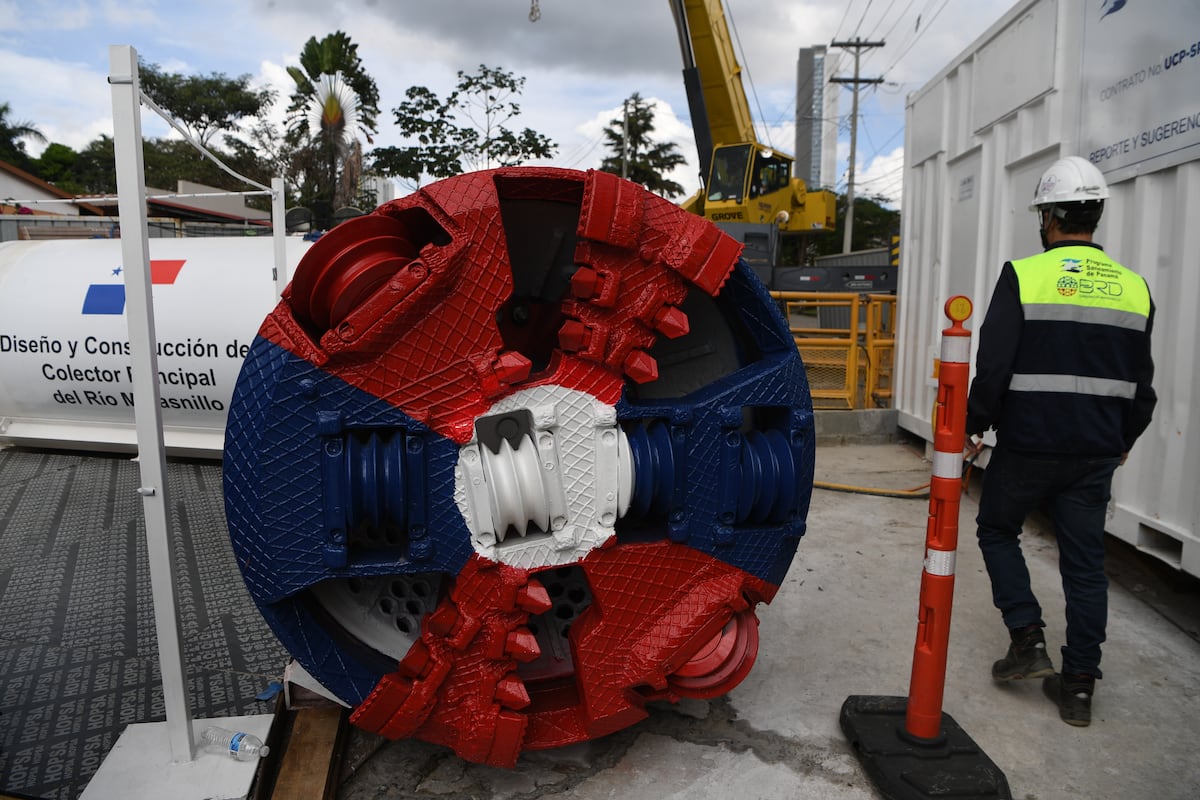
[1029,156,1109,210]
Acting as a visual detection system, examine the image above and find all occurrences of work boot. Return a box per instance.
[1043,672,1095,727]
[992,625,1054,681]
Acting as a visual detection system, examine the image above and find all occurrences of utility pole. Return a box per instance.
[831,38,884,253]
[622,99,631,179]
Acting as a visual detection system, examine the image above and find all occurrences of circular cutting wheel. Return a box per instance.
[223,167,814,767]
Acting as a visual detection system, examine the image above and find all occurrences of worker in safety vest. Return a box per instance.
[965,155,1156,727]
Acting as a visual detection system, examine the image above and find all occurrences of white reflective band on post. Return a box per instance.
[932,450,961,480]
[940,336,971,364]
[925,549,956,577]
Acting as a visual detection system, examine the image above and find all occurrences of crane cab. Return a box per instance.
[704,144,833,233]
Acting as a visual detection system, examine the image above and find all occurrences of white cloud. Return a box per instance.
[0,0,1018,213]
[0,50,111,154]
[857,146,905,209]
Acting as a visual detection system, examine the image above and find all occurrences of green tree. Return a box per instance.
[138,61,274,147]
[16,55,291,212]
[62,136,117,196]
[134,61,285,210]
[0,101,46,172]
[598,93,686,199]
[287,32,380,140]
[371,65,556,188]
[33,143,80,191]
[790,192,899,264]
[31,128,286,212]
[286,31,381,225]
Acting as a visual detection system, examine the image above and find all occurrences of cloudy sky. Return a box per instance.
[0,0,1017,207]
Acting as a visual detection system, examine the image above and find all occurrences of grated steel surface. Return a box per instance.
[0,448,288,800]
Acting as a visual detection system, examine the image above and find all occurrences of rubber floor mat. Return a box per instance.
[0,450,288,799]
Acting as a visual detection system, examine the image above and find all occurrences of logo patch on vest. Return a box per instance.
[1060,258,1083,273]
[1056,275,1079,296]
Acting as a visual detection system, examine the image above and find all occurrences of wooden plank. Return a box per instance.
[270,706,347,800]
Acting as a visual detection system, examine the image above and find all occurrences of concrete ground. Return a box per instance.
[333,439,1200,800]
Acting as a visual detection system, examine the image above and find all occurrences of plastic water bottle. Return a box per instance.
[200,726,271,761]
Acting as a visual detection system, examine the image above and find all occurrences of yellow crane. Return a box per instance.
[669,0,836,236]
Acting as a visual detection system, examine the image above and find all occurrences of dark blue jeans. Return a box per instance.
[975,447,1121,678]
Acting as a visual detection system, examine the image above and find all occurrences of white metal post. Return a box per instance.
[272,176,288,298]
[85,45,272,800]
[108,44,196,763]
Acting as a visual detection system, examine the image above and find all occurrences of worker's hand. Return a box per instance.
[1120,451,1129,466]
[964,437,986,460]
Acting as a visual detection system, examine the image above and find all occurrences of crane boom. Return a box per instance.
[671,0,757,148]
[668,0,836,246]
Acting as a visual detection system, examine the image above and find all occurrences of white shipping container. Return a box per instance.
[896,0,1200,575]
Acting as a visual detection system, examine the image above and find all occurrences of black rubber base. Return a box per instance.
[840,695,1012,800]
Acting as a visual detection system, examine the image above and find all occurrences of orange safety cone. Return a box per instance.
[840,296,1011,800]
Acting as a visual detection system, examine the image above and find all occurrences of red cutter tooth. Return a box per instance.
[350,673,412,731]
[557,319,591,352]
[494,351,532,385]
[623,349,659,384]
[398,639,433,678]
[653,305,690,339]
[494,674,532,710]
[469,350,531,398]
[570,265,601,299]
[504,628,541,662]
[515,581,552,614]
[486,710,528,768]
[425,604,460,637]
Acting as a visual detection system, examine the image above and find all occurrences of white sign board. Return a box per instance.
[1081,0,1200,179]
[0,238,310,452]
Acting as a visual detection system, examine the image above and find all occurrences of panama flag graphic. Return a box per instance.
[81,260,186,315]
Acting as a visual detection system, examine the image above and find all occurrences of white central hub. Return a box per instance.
[454,385,633,568]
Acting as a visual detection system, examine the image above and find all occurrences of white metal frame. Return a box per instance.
[81,45,273,799]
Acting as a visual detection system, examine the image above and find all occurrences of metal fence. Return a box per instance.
[771,291,896,410]
[0,214,271,242]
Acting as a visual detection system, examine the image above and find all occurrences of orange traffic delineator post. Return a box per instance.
[840,296,1012,800]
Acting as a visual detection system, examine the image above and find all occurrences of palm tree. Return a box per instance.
[599,93,686,199]
[0,102,47,171]
[286,32,381,224]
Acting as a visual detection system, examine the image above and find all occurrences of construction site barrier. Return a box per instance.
[864,294,896,408]
[771,291,895,409]
[905,295,972,738]
[839,295,1012,800]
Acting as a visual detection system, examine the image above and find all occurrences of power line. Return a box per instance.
[863,121,905,164]
[557,130,607,170]
[861,0,904,42]
[851,0,876,39]
[831,0,859,45]
[859,0,921,72]
[880,0,953,77]
[876,0,922,48]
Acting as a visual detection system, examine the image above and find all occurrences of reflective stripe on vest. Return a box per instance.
[1009,373,1137,398]
[1022,303,1148,331]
